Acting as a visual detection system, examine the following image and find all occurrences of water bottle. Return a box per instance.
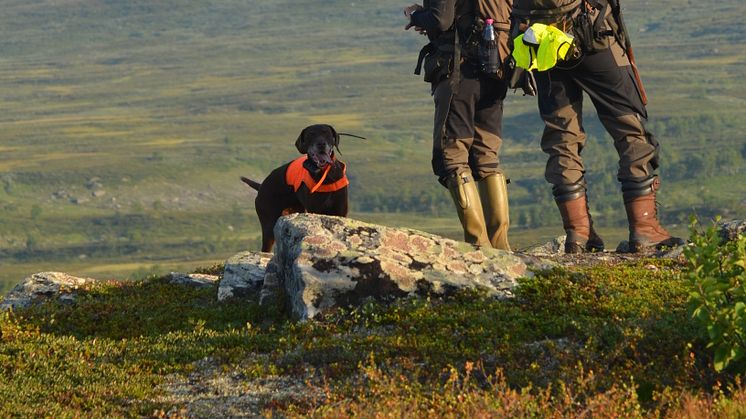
[480,18,500,76]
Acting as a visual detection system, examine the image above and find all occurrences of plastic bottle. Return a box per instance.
[480,18,500,75]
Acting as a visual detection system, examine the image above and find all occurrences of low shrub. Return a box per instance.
[685,218,746,372]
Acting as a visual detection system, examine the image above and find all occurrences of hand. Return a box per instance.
[403,4,423,30]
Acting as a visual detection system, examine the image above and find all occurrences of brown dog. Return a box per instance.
[241,124,350,252]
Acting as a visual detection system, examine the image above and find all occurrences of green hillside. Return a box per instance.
[1,0,745,291]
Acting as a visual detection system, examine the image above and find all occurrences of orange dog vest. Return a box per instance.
[285,156,349,194]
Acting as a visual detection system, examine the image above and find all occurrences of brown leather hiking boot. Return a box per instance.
[623,176,684,252]
[556,195,605,254]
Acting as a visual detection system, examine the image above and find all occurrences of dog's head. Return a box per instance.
[295,124,339,170]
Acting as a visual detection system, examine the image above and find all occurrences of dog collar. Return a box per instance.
[286,156,349,194]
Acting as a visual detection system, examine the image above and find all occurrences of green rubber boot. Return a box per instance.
[446,173,490,247]
[477,173,511,251]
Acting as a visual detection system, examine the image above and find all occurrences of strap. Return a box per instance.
[449,25,462,93]
[309,165,332,194]
[286,156,349,194]
[512,0,583,19]
[592,0,609,40]
[414,43,435,75]
[607,0,629,49]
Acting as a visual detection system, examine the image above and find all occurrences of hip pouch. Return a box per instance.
[422,43,454,84]
[414,32,456,85]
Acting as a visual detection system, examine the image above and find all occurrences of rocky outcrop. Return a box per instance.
[7,217,741,320]
[218,252,273,301]
[260,214,534,320]
[1,272,95,311]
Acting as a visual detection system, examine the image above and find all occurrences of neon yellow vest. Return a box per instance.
[512,23,575,71]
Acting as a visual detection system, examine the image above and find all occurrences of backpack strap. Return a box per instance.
[605,0,629,49]
[450,24,462,93]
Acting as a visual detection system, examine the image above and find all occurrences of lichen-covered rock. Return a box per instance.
[266,214,532,320]
[720,219,746,241]
[1,272,95,311]
[170,273,220,288]
[218,252,273,301]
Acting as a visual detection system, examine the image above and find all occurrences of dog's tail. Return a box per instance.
[240,176,262,191]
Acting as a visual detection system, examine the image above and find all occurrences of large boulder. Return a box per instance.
[1,272,95,311]
[263,214,534,320]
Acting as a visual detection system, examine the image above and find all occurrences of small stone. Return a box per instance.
[169,273,219,288]
[524,236,566,256]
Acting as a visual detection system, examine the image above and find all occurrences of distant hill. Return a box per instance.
[1,0,744,290]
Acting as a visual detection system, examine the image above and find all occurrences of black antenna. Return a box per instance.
[338,132,367,140]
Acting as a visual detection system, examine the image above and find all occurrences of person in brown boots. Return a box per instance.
[510,0,684,253]
[404,0,514,250]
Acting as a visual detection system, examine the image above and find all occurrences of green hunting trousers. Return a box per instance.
[431,63,509,183]
[534,43,660,186]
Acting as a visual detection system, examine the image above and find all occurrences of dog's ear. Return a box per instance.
[325,124,340,152]
[295,126,310,154]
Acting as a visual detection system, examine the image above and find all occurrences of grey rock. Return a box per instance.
[265,214,533,320]
[86,177,103,190]
[1,272,95,311]
[659,244,687,259]
[720,219,746,241]
[51,190,70,200]
[218,252,273,301]
[258,258,282,306]
[170,272,220,288]
[618,240,685,258]
[524,236,566,256]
